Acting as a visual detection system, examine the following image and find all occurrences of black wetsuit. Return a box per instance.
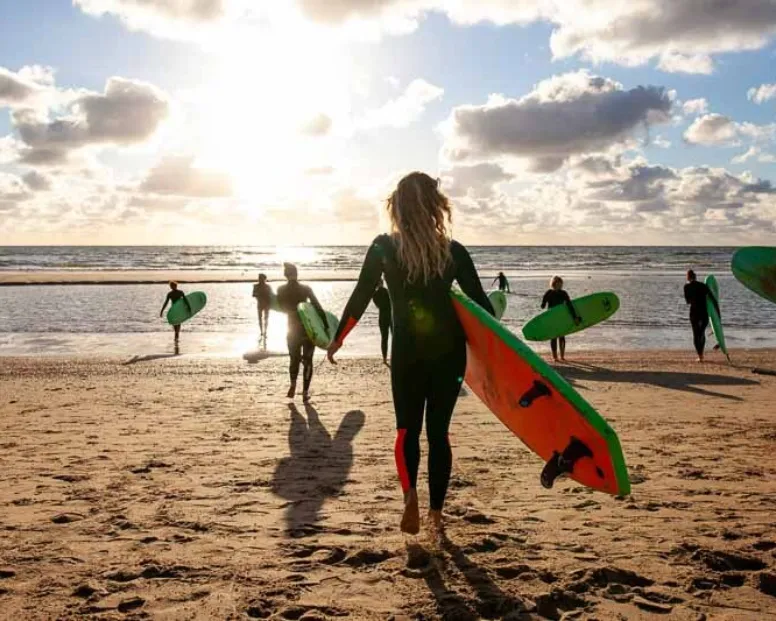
[541,289,578,358]
[334,234,494,511]
[277,281,327,393]
[684,280,719,357]
[253,282,273,309]
[372,285,392,361]
[164,290,188,338]
[495,273,509,292]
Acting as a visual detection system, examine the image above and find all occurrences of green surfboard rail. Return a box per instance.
[297,303,338,349]
[166,291,207,325]
[487,290,508,320]
[731,246,776,305]
[705,275,729,359]
[522,292,620,341]
[452,289,631,496]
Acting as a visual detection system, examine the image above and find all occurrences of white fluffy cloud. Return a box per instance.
[139,155,233,197]
[681,98,708,115]
[732,146,776,164]
[300,113,333,136]
[684,113,776,147]
[442,71,671,171]
[74,0,776,73]
[358,78,443,129]
[748,83,776,104]
[0,66,55,108]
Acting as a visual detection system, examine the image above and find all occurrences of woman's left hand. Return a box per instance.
[327,340,342,364]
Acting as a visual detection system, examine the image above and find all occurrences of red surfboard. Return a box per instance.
[451,289,630,496]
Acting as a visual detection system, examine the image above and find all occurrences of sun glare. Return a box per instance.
[195,28,354,204]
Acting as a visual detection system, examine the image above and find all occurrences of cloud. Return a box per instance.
[22,170,52,191]
[0,65,55,108]
[549,0,776,73]
[0,172,33,213]
[681,98,708,115]
[73,0,227,39]
[732,146,776,164]
[11,77,169,164]
[358,78,443,129]
[748,83,776,104]
[657,53,714,75]
[442,70,671,171]
[300,113,333,136]
[139,155,233,197]
[440,163,514,199]
[684,113,776,147]
[304,165,335,175]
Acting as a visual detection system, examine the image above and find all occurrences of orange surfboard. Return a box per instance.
[451,289,630,496]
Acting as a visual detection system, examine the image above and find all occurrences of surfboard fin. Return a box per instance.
[540,437,593,489]
[519,380,551,407]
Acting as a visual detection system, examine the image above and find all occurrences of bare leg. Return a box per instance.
[559,336,566,361]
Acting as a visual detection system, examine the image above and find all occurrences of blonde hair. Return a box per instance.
[550,276,563,290]
[386,171,452,283]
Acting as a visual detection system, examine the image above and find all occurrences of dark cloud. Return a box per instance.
[12,77,169,162]
[444,71,671,171]
[139,156,233,197]
[22,170,52,191]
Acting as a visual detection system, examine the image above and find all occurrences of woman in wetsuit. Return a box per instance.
[326,171,494,539]
[541,276,579,362]
[372,279,391,365]
[684,269,720,362]
[159,281,191,342]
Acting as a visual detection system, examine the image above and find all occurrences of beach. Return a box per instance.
[1,351,775,620]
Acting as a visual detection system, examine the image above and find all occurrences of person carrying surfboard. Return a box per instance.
[492,271,510,293]
[252,273,273,341]
[541,276,580,362]
[159,281,191,342]
[684,269,720,363]
[372,279,392,365]
[277,262,328,402]
[326,171,494,541]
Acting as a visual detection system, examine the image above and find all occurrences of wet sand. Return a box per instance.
[1,351,775,620]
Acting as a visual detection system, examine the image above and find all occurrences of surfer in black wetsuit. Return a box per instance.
[372,279,392,365]
[684,269,720,362]
[276,263,328,402]
[541,276,580,362]
[159,281,191,342]
[326,171,494,540]
[492,271,510,293]
[252,273,273,341]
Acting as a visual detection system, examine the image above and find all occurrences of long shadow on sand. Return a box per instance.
[558,362,758,401]
[271,404,365,536]
[423,540,530,620]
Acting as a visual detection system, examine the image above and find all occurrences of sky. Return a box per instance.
[1,0,775,246]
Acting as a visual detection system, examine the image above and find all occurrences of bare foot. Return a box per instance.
[287,385,296,399]
[302,391,311,403]
[400,490,420,535]
[427,509,444,545]
[383,359,390,367]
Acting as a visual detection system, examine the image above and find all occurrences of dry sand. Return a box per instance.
[1,350,775,620]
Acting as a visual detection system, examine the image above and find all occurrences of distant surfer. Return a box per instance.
[541,276,580,362]
[277,262,328,402]
[372,279,392,365]
[252,273,273,341]
[684,269,720,363]
[326,171,494,541]
[492,271,510,293]
[159,281,191,342]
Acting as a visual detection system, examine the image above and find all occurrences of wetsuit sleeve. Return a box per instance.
[452,242,495,316]
[252,285,258,298]
[684,283,691,304]
[562,290,578,319]
[305,286,328,329]
[334,241,384,344]
[541,291,549,309]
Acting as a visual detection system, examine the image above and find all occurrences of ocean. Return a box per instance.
[1,246,775,358]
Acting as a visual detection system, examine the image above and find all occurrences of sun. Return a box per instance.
[193,26,354,205]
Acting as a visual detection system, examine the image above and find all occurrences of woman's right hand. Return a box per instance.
[327,340,342,365]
